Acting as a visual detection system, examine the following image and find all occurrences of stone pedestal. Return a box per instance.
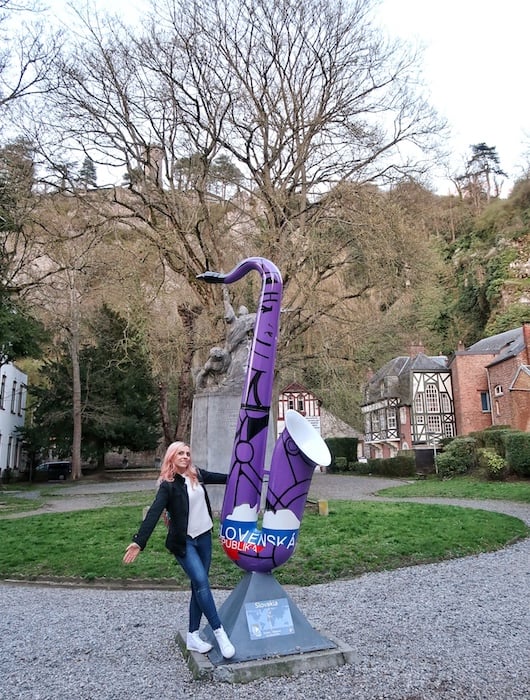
[190,392,276,473]
[190,392,240,473]
[190,391,276,515]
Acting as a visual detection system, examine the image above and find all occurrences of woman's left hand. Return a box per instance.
[123,543,141,564]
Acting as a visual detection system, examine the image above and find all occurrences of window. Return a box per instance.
[427,415,441,434]
[441,393,451,413]
[10,381,17,413]
[297,398,304,412]
[443,422,455,438]
[414,393,424,414]
[0,375,5,409]
[17,384,24,415]
[6,436,12,468]
[387,407,397,430]
[425,384,440,413]
[494,384,503,397]
[480,392,491,412]
[288,398,294,410]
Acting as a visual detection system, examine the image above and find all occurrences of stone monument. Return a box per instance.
[190,288,274,477]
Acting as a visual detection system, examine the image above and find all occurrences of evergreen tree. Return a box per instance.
[28,305,160,465]
[77,156,97,189]
[454,143,507,207]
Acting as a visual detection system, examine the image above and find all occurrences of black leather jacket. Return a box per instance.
[132,469,227,557]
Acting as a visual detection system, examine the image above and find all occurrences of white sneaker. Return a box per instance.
[213,626,235,659]
[186,631,213,654]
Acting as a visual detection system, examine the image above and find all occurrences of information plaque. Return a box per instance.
[245,598,295,640]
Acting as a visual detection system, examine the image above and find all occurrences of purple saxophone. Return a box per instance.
[198,257,330,573]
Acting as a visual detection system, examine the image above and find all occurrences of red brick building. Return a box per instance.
[450,323,530,433]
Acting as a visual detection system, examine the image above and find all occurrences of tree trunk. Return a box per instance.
[158,380,172,448]
[70,287,83,480]
[175,304,202,442]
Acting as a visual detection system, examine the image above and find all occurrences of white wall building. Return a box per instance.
[0,362,28,477]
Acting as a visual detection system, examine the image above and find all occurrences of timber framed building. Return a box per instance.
[361,324,530,461]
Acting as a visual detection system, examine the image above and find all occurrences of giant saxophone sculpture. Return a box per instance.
[198,257,331,573]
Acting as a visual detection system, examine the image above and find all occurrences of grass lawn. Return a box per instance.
[0,498,527,588]
[376,476,530,502]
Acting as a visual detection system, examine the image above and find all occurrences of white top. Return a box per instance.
[185,475,213,538]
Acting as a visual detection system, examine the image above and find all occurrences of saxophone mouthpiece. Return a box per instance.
[196,271,226,284]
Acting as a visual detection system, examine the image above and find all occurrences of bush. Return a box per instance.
[361,455,415,478]
[334,456,348,471]
[325,437,358,472]
[477,447,507,481]
[353,460,373,475]
[472,426,513,456]
[435,436,477,479]
[505,432,530,477]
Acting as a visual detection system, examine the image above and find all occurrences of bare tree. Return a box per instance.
[24,193,117,478]
[0,1,63,118]
[30,0,446,430]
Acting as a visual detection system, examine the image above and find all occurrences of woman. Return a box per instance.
[123,442,235,659]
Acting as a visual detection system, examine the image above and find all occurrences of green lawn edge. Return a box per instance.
[0,499,527,588]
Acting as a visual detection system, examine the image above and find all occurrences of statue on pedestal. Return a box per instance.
[194,287,256,392]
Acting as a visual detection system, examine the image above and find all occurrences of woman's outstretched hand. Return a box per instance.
[123,543,141,564]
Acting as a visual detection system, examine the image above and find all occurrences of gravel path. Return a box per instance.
[1,475,529,699]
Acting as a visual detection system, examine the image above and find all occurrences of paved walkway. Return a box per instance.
[3,473,530,526]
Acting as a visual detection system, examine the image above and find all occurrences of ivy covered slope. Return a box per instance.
[438,177,530,346]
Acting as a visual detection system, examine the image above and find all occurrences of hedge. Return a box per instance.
[352,454,415,478]
[325,437,358,471]
[505,431,530,477]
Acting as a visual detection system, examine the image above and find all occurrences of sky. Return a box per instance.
[376,0,529,195]
[34,0,530,196]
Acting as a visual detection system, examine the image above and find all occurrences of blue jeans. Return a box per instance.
[176,530,222,633]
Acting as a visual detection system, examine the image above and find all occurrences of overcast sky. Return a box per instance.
[38,0,529,196]
[376,0,529,195]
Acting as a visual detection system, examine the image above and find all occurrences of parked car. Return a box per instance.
[33,460,72,481]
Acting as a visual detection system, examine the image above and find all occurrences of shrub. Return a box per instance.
[472,426,513,457]
[436,436,477,479]
[477,447,507,481]
[505,432,530,477]
[352,460,373,475]
[364,455,415,478]
[325,437,358,472]
[334,456,348,471]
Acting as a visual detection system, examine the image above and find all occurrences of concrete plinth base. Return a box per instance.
[176,571,356,682]
[176,630,356,683]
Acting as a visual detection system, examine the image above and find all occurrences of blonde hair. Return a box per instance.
[158,441,199,486]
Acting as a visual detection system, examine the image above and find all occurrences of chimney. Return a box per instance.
[523,322,530,364]
[457,340,465,352]
[409,341,425,358]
